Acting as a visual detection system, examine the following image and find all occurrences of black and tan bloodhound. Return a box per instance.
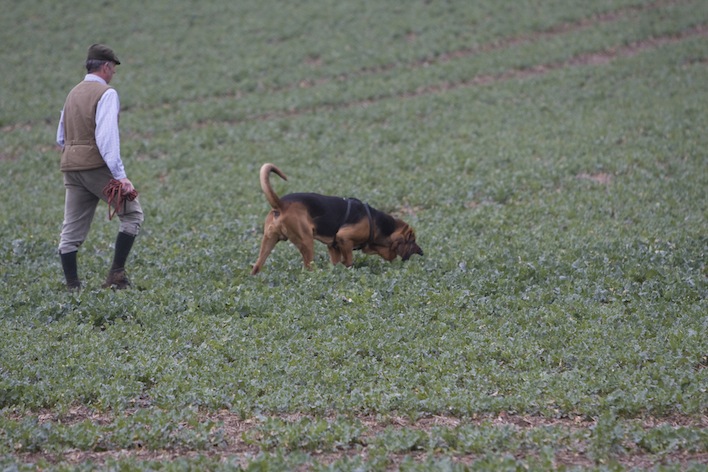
[251,163,423,274]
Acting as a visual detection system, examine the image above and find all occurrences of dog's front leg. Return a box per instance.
[334,238,355,267]
[327,245,342,265]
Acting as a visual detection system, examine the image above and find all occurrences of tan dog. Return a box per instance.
[251,163,423,274]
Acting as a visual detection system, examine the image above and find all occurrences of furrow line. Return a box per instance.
[110,0,693,118]
[203,24,708,128]
[290,0,690,91]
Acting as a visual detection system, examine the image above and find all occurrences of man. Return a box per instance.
[56,44,144,291]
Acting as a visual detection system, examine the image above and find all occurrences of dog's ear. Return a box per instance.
[392,223,423,261]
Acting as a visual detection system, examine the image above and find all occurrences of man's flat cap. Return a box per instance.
[87,43,120,64]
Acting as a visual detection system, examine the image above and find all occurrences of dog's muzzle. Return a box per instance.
[402,246,424,261]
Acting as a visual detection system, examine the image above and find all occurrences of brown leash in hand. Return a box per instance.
[103,179,138,220]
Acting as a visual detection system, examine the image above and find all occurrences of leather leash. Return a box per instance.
[103,179,138,220]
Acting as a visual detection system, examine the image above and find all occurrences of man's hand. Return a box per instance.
[118,178,135,196]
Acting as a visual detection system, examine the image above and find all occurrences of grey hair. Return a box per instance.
[85,59,109,73]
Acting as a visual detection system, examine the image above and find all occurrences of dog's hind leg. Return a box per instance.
[251,233,280,275]
[284,218,316,270]
[292,235,315,270]
[251,214,283,275]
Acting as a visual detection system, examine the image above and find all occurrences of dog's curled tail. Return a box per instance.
[260,163,288,209]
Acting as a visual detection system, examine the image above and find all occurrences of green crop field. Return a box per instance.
[1,0,707,469]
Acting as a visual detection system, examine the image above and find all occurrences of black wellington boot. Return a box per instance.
[60,251,81,291]
[102,232,136,289]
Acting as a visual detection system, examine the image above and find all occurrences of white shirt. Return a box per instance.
[56,74,127,179]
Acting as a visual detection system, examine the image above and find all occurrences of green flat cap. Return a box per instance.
[87,43,121,64]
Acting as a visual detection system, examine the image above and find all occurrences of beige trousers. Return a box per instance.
[59,167,143,254]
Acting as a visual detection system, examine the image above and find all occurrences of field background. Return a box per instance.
[1,0,707,469]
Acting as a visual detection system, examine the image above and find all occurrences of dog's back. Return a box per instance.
[282,193,347,237]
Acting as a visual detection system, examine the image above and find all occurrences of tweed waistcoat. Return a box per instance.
[60,81,111,172]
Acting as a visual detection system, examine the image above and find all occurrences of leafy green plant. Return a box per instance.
[1,0,707,469]
[244,416,364,452]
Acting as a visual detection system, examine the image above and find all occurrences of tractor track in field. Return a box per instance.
[169,0,706,128]
[11,407,708,469]
[1,0,706,149]
[212,23,708,128]
[266,0,695,93]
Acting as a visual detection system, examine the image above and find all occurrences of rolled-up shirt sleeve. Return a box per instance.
[56,109,65,148]
[95,89,127,179]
